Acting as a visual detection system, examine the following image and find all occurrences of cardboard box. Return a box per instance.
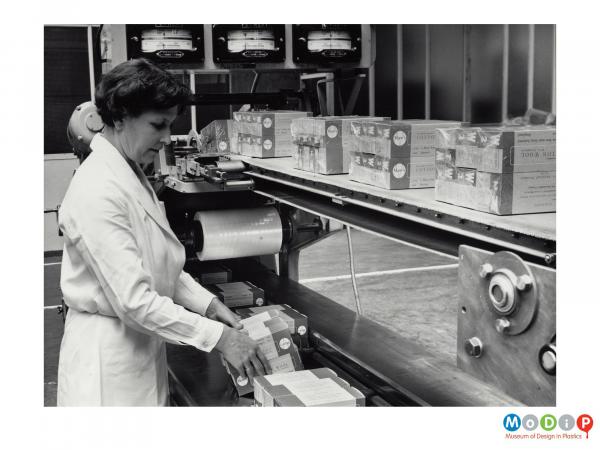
[351,119,463,160]
[435,126,556,173]
[205,281,265,308]
[435,171,556,215]
[197,120,236,154]
[185,260,232,285]
[236,304,308,337]
[232,110,311,158]
[225,315,304,396]
[477,126,556,173]
[291,116,387,174]
[273,377,366,407]
[349,151,436,189]
[253,368,338,406]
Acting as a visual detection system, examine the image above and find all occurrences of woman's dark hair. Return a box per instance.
[95,58,191,126]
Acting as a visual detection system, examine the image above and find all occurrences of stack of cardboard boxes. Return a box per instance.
[348,119,463,189]
[290,116,387,174]
[222,313,304,396]
[253,368,365,407]
[232,110,311,158]
[434,125,556,215]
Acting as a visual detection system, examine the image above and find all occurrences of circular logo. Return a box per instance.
[263,117,272,128]
[503,414,521,432]
[327,125,338,139]
[559,414,575,431]
[540,414,557,431]
[236,376,248,386]
[279,338,291,350]
[297,325,307,335]
[577,414,593,437]
[256,297,264,306]
[393,130,407,147]
[392,163,407,179]
[218,141,228,152]
[522,414,539,431]
[263,139,273,150]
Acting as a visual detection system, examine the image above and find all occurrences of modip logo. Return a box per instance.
[503,413,593,440]
[503,414,521,432]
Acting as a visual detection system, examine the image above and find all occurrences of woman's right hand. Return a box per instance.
[215,327,271,381]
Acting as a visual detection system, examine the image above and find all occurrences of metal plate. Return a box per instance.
[457,245,556,406]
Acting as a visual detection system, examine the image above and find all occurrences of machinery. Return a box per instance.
[65,24,556,407]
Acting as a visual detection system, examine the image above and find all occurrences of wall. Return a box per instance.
[374,24,556,122]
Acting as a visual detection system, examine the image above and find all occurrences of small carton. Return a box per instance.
[236,304,308,337]
[273,377,366,407]
[233,110,311,158]
[349,152,436,189]
[477,126,556,173]
[435,125,556,173]
[291,116,388,174]
[205,281,265,308]
[351,119,463,160]
[225,316,304,396]
[253,368,338,406]
[435,171,556,215]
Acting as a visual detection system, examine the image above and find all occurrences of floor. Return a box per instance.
[43,229,459,406]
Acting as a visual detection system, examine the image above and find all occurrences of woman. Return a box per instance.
[57,58,269,406]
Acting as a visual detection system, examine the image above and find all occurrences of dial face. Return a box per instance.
[141,28,194,52]
[226,30,276,53]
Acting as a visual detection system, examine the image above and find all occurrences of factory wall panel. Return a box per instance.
[44,26,96,154]
[468,25,504,123]
[507,24,530,118]
[430,25,464,121]
[193,74,230,131]
[401,25,427,119]
[533,24,555,113]
[374,25,399,120]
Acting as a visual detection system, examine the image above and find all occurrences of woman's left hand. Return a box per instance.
[205,298,243,330]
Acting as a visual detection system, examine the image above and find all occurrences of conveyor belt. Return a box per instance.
[169,258,523,406]
[230,155,556,266]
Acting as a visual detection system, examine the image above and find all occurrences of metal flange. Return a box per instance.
[478,251,539,336]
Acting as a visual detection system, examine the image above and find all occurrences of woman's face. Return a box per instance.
[115,106,178,165]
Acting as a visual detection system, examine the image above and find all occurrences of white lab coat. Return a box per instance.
[57,134,224,406]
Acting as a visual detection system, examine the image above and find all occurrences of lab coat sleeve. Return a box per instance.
[174,271,217,316]
[59,192,224,352]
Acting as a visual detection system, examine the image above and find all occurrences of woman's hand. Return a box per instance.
[205,297,242,330]
[214,326,271,381]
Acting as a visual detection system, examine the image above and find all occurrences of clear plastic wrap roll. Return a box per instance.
[194,207,283,261]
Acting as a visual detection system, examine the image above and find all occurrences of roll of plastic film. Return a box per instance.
[194,207,283,261]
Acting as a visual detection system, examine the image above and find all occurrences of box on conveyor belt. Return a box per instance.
[185,260,232,285]
[290,116,388,174]
[349,151,436,189]
[434,161,556,215]
[197,120,236,154]
[434,124,556,214]
[232,110,312,158]
[351,119,463,160]
[205,281,265,308]
[224,315,304,396]
[273,377,365,407]
[253,368,339,406]
[435,125,556,173]
[236,304,308,337]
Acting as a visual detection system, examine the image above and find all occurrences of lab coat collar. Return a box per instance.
[89,134,177,240]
